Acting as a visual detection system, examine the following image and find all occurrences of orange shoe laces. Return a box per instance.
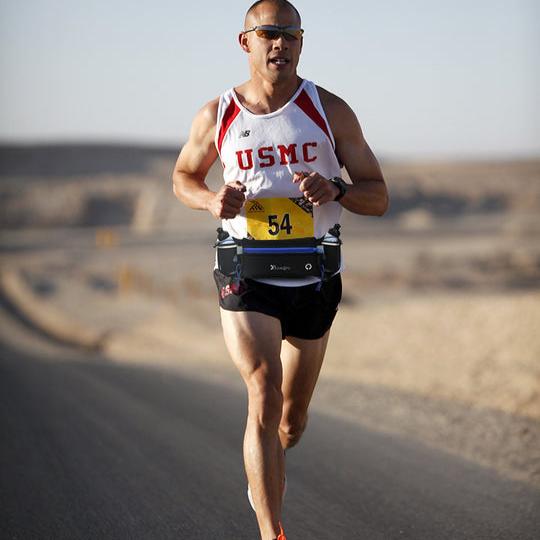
[277,522,286,540]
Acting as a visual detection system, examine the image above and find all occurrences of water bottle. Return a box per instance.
[321,227,342,274]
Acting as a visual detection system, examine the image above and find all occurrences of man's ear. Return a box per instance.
[238,32,250,53]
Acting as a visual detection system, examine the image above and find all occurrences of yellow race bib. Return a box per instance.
[245,197,314,240]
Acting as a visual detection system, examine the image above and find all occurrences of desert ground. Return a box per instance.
[1,145,539,488]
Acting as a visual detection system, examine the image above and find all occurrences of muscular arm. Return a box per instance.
[319,87,389,216]
[172,99,245,219]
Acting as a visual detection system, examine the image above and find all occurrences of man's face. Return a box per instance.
[240,4,303,83]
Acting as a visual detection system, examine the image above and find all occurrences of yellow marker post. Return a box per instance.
[95,228,119,248]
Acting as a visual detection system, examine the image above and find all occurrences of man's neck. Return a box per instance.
[236,75,303,115]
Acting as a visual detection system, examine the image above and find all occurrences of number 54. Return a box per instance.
[268,214,292,235]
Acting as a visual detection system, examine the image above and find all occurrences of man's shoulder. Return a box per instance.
[315,85,354,121]
[195,97,220,128]
[185,97,221,145]
[313,85,359,141]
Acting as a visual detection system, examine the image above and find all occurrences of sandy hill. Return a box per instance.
[1,144,539,230]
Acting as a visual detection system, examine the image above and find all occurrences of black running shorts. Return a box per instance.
[213,270,342,340]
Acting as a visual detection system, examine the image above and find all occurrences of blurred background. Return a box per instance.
[1,0,539,488]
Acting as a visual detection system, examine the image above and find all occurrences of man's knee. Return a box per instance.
[246,371,283,428]
[279,413,308,448]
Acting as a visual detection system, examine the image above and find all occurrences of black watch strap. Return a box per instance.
[329,177,348,201]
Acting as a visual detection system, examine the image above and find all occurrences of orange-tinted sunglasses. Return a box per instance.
[243,25,304,41]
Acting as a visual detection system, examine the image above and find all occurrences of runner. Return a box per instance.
[172,1,388,538]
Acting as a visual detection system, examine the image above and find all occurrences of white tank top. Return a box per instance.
[214,79,342,286]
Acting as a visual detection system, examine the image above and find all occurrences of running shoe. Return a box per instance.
[277,521,286,540]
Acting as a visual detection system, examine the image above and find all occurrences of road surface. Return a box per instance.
[1,303,538,539]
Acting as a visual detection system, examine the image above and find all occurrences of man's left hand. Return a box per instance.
[293,171,340,206]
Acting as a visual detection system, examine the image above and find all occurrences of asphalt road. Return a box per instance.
[1,307,539,540]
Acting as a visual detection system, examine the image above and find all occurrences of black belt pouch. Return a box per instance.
[239,238,322,279]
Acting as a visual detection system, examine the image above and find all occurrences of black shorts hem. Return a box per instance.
[213,269,342,340]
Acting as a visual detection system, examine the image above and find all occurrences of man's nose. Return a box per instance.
[272,34,288,48]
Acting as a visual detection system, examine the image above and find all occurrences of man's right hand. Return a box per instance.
[207,181,246,219]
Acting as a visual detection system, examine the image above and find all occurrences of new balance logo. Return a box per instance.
[239,130,251,138]
[248,201,265,212]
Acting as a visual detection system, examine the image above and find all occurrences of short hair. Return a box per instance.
[245,0,302,27]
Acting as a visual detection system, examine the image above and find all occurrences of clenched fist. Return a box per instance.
[207,181,246,219]
[293,171,340,206]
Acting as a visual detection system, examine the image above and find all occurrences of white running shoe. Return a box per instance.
[247,475,287,512]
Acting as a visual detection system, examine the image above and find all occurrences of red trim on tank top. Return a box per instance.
[294,89,334,148]
[217,100,241,154]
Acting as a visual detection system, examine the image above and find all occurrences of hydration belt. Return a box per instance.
[214,224,342,281]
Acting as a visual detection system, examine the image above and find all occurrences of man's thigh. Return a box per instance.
[219,308,283,383]
[280,331,330,417]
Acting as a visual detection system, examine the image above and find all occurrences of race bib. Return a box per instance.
[245,197,314,240]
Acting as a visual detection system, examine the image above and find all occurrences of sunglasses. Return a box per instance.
[243,25,304,42]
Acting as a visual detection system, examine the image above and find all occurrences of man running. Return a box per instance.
[172,1,388,538]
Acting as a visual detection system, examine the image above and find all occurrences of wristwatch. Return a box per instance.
[329,177,348,201]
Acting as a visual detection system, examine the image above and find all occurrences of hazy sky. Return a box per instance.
[1,0,539,158]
